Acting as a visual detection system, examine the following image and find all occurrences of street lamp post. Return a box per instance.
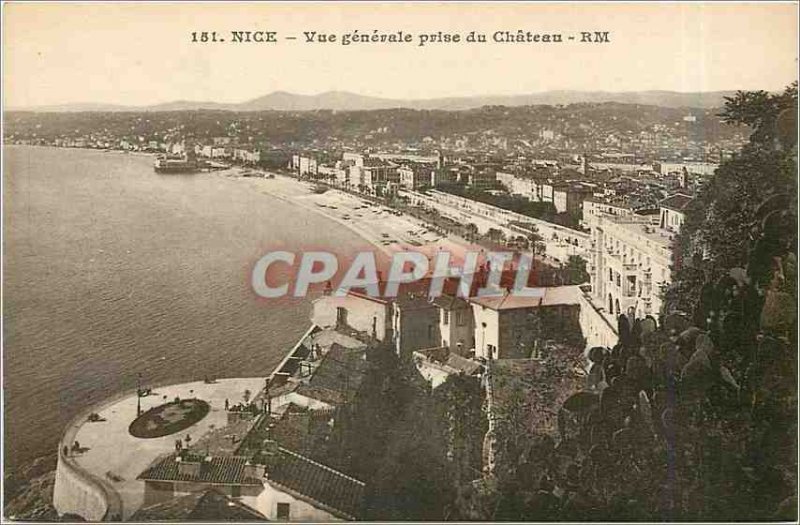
[136,373,143,417]
[265,378,272,416]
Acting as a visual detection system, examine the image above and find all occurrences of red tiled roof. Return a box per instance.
[659,193,694,211]
[469,286,580,310]
[137,453,262,486]
[271,404,336,461]
[295,343,367,406]
[268,447,365,520]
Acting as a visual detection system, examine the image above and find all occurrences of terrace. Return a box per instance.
[60,377,266,519]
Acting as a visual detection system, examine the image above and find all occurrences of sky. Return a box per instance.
[3,2,798,108]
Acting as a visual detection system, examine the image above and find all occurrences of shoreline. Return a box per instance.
[210,165,475,262]
[5,145,568,266]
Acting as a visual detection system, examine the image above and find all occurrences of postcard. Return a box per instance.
[2,2,797,522]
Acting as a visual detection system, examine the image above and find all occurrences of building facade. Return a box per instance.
[469,287,582,360]
[583,194,691,323]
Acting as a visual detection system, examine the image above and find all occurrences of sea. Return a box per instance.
[2,146,374,473]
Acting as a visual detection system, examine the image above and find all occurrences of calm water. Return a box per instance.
[2,146,373,472]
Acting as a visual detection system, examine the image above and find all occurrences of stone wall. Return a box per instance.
[52,399,124,521]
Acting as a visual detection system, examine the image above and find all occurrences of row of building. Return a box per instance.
[292,147,699,353]
[311,276,583,364]
[163,140,262,164]
[293,149,707,226]
[398,183,694,347]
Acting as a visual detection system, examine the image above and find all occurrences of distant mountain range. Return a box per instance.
[13,89,740,113]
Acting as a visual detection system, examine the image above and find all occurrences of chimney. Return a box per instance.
[262,439,280,455]
[243,460,266,480]
[175,456,201,478]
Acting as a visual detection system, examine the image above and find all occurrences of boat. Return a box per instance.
[153,151,207,174]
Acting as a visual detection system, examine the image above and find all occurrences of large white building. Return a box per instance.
[582,193,693,327]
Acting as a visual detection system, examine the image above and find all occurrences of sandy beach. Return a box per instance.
[215,167,474,261]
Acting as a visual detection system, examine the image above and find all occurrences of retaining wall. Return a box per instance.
[53,394,126,521]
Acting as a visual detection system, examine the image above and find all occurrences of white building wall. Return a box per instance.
[413,359,452,389]
[342,152,364,167]
[311,294,390,341]
[660,207,685,233]
[554,190,568,213]
[298,157,318,176]
[578,290,619,351]
[471,305,499,360]
[272,392,334,411]
[586,211,672,321]
[658,161,718,176]
[246,482,343,522]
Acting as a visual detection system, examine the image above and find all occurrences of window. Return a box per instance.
[231,485,241,498]
[456,310,465,326]
[336,307,348,327]
[442,310,449,325]
[277,503,290,520]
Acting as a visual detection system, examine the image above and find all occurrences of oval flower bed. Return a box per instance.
[129,398,210,438]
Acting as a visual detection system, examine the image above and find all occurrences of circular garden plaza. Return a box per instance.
[52,377,267,521]
[128,398,211,439]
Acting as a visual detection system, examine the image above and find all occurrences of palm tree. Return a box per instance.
[527,230,546,257]
[487,228,506,244]
[465,223,479,242]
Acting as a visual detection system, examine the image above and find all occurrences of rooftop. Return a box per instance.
[414,347,483,376]
[659,192,694,212]
[292,342,368,406]
[469,285,581,311]
[138,453,263,486]
[269,326,368,398]
[268,447,365,520]
[271,404,337,463]
[431,294,471,310]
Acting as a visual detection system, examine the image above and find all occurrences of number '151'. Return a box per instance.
[191,32,221,43]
